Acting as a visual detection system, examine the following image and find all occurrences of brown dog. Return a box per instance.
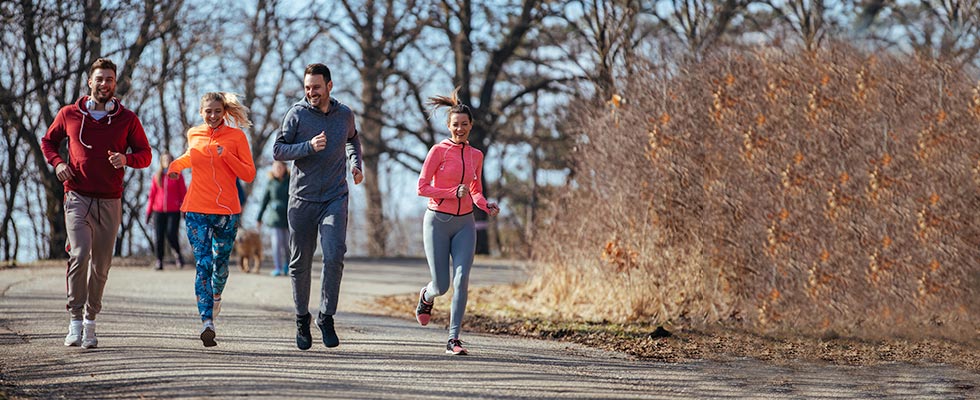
[235,228,263,273]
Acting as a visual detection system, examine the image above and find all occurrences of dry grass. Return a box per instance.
[374,289,980,373]
[526,43,979,340]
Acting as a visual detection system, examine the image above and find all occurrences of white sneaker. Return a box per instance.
[64,320,82,346]
[81,319,98,349]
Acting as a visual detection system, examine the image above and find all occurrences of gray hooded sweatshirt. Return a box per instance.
[273,97,362,203]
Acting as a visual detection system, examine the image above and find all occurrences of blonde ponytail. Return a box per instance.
[200,92,253,129]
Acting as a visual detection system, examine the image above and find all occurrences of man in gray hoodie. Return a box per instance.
[273,63,363,350]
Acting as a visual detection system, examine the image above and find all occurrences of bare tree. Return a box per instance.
[388,0,576,254]
[856,0,890,31]
[652,0,754,59]
[239,0,323,164]
[766,0,827,52]
[3,1,78,259]
[486,86,575,257]
[0,118,26,263]
[2,0,108,259]
[318,0,433,256]
[108,0,183,256]
[240,0,284,168]
[880,0,980,68]
[213,0,335,210]
[0,0,184,259]
[750,0,855,53]
[558,0,656,100]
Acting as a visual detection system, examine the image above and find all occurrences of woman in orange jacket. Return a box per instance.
[168,92,255,347]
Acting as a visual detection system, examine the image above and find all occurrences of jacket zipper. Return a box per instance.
[457,143,465,215]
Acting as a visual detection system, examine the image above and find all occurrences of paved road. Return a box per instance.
[1,258,977,399]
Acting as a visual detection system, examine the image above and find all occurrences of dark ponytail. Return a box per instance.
[426,87,473,124]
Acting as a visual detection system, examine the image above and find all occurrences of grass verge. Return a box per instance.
[373,286,980,373]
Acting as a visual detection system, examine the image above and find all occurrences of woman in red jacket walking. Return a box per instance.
[146,153,187,270]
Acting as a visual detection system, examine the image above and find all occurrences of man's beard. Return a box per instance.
[92,88,115,104]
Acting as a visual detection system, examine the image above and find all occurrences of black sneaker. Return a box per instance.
[296,313,312,350]
[415,287,433,326]
[317,313,339,348]
[446,338,467,355]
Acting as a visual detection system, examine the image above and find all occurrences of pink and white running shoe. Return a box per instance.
[446,338,468,355]
[415,287,433,326]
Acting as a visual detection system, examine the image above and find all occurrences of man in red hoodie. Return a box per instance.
[40,58,152,349]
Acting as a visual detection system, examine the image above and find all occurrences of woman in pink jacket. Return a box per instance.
[413,87,500,356]
[146,153,187,270]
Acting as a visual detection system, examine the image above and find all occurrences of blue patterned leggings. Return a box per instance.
[185,212,240,321]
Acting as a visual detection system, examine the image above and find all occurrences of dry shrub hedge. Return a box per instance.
[529,44,980,338]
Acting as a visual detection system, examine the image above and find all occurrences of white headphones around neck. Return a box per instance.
[86,97,115,113]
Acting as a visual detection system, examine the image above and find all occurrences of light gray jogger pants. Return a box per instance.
[64,191,122,321]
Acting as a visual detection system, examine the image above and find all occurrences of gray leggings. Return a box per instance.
[422,210,475,339]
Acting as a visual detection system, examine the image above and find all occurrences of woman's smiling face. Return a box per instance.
[200,100,225,129]
[448,112,472,143]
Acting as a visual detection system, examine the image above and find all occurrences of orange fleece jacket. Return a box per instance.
[167,124,255,215]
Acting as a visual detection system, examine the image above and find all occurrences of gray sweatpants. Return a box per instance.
[422,210,475,339]
[64,191,122,321]
[287,195,347,324]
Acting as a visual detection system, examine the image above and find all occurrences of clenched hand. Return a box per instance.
[310,131,327,152]
[352,167,364,185]
[55,163,75,182]
[107,150,127,169]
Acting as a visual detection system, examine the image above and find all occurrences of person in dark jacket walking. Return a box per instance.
[257,160,290,276]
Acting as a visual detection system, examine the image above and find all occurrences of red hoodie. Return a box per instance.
[417,139,489,215]
[41,96,152,198]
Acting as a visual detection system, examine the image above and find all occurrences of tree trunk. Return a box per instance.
[0,83,67,259]
[42,167,67,260]
[359,69,388,257]
[21,0,102,259]
[1,131,23,262]
[83,0,103,63]
[363,156,387,256]
[158,34,172,153]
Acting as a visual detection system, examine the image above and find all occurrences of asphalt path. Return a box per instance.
[1,258,977,399]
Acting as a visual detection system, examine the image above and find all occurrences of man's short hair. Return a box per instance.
[90,58,117,76]
[304,63,331,82]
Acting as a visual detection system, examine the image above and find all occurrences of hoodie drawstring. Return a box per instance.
[78,117,91,149]
[78,97,116,149]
